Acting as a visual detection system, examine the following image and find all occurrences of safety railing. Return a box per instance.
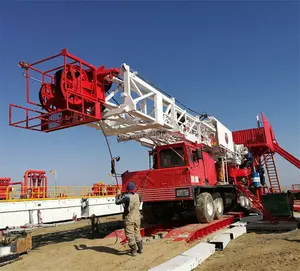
[0,184,121,202]
[291,184,300,192]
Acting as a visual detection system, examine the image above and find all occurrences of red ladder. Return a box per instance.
[236,183,278,224]
[262,152,282,193]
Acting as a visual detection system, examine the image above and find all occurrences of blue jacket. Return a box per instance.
[246,152,253,162]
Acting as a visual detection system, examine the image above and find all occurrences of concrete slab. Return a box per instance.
[246,221,300,231]
[182,242,215,258]
[148,242,215,271]
[148,254,199,271]
[208,233,231,251]
[223,226,247,239]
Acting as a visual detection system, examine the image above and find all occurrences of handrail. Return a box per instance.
[0,185,121,202]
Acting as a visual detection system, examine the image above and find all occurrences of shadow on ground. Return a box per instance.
[32,220,125,250]
[283,238,300,243]
[74,244,129,255]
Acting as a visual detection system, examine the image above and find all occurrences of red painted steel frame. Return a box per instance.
[232,113,300,169]
[291,184,300,192]
[165,216,235,243]
[22,170,48,198]
[294,205,300,212]
[0,178,12,200]
[104,215,235,244]
[9,48,119,133]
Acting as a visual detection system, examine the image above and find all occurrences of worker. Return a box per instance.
[115,182,143,256]
[258,165,266,186]
[242,149,254,169]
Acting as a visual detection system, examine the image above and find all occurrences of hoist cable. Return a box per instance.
[98,121,119,187]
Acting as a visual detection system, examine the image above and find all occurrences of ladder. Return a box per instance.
[262,152,282,193]
[236,183,278,224]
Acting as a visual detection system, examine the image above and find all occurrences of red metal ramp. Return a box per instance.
[104,215,235,244]
[163,216,234,243]
[274,144,300,169]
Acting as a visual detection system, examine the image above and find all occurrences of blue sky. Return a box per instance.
[0,1,299,188]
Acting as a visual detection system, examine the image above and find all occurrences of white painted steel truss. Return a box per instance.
[86,64,244,163]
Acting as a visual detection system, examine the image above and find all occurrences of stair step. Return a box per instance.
[236,184,276,224]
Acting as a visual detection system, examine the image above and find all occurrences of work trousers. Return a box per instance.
[124,220,142,247]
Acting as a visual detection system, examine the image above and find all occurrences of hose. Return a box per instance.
[97,122,119,187]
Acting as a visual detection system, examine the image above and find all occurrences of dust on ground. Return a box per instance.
[1,216,300,271]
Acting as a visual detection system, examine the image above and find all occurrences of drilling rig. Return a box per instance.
[9,49,300,224]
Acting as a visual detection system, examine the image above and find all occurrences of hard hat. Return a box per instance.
[126,182,135,192]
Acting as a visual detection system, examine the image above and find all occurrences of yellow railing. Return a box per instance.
[0,185,121,202]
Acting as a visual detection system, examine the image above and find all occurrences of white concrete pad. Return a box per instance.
[148,255,198,271]
[148,242,215,271]
[182,242,215,258]
[208,233,231,250]
[223,226,247,239]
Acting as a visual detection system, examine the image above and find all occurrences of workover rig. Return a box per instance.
[9,49,300,224]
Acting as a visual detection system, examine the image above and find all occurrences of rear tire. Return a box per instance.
[195,192,216,223]
[212,192,224,219]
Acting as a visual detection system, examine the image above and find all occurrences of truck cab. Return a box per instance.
[121,142,229,224]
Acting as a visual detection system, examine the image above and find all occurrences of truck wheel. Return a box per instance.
[195,192,216,223]
[212,192,224,219]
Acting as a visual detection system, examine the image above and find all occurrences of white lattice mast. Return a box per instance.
[87,63,244,164]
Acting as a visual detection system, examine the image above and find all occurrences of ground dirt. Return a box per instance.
[2,216,300,271]
[196,229,300,271]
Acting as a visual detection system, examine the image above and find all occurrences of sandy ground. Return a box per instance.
[1,215,300,271]
[196,230,300,271]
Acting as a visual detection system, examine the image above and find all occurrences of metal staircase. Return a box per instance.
[236,183,278,224]
[262,152,282,194]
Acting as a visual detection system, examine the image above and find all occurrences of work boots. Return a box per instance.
[137,241,143,254]
[129,244,137,256]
